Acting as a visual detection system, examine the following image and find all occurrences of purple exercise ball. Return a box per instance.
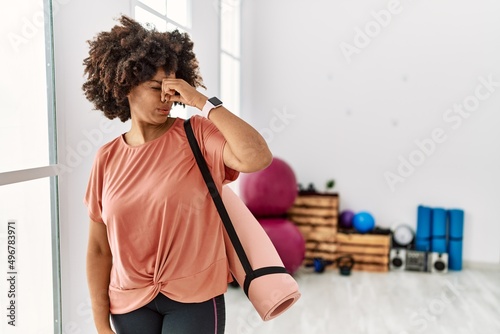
[241,157,298,217]
[339,210,355,229]
[259,218,306,275]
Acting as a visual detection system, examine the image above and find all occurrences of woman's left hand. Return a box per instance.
[161,78,207,110]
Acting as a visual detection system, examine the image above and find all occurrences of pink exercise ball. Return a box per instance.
[241,157,298,217]
[259,218,306,275]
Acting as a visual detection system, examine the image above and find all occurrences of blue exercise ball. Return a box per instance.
[353,212,375,233]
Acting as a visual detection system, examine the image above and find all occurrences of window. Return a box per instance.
[133,0,192,118]
[219,0,241,193]
[220,0,241,116]
[0,0,61,332]
[135,0,190,28]
[1,2,51,173]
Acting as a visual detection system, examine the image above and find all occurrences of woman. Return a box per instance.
[83,16,272,334]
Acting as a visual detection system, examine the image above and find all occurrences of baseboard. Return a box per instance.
[463,260,500,271]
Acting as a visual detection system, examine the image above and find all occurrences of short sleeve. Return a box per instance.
[83,150,105,223]
[190,115,239,185]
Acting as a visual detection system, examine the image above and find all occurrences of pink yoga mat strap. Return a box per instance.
[185,118,301,321]
[243,266,288,296]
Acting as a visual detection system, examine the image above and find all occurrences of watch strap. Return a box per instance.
[201,97,223,118]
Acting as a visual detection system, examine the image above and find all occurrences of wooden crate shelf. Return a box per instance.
[335,232,391,272]
[288,192,339,266]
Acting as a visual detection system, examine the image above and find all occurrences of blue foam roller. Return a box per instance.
[432,208,447,237]
[416,205,432,239]
[448,239,463,270]
[448,209,464,239]
[431,237,447,253]
[415,238,431,252]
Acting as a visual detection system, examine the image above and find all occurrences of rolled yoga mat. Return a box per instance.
[448,209,464,270]
[431,238,447,254]
[415,205,432,252]
[431,208,447,253]
[222,186,301,321]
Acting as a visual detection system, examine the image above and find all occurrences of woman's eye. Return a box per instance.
[151,87,161,90]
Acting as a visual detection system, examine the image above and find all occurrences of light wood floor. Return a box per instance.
[225,266,500,334]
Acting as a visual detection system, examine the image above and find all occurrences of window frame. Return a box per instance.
[132,0,192,31]
[219,0,241,116]
[0,0,62,332]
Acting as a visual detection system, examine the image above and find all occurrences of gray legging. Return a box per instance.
[111,293,225,334]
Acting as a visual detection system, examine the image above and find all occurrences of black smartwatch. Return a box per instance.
[202,97,223,117]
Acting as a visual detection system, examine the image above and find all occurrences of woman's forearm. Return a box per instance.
[87,252,113,332]
[207,106,273,172]
[159,81,272,172]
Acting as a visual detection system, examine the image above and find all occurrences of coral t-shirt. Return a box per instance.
[84,116,239,314]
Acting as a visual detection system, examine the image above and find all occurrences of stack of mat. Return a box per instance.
[415,205,464,270]
[287,193,339,267]
[336,233,391,272]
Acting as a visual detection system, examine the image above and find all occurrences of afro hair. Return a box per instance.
[82,15,205,122]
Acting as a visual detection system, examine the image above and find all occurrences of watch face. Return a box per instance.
[394,225,415,246]
[208,97,223,107]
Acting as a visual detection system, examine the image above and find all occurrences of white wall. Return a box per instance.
[53,0,222,332]
[241,0,500,264]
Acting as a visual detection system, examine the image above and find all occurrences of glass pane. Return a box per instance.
[221,53,240,116]
[167,22,186,33]
[0,0,50,173]
[138,0,166,15]
[135,5,168,31]
[221,0,240,57]
[0,177,54,333]
[166,0,190,28]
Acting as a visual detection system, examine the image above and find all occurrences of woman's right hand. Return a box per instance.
[87,220,115,334]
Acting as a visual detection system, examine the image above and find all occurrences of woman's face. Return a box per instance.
[127,68,175,124]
